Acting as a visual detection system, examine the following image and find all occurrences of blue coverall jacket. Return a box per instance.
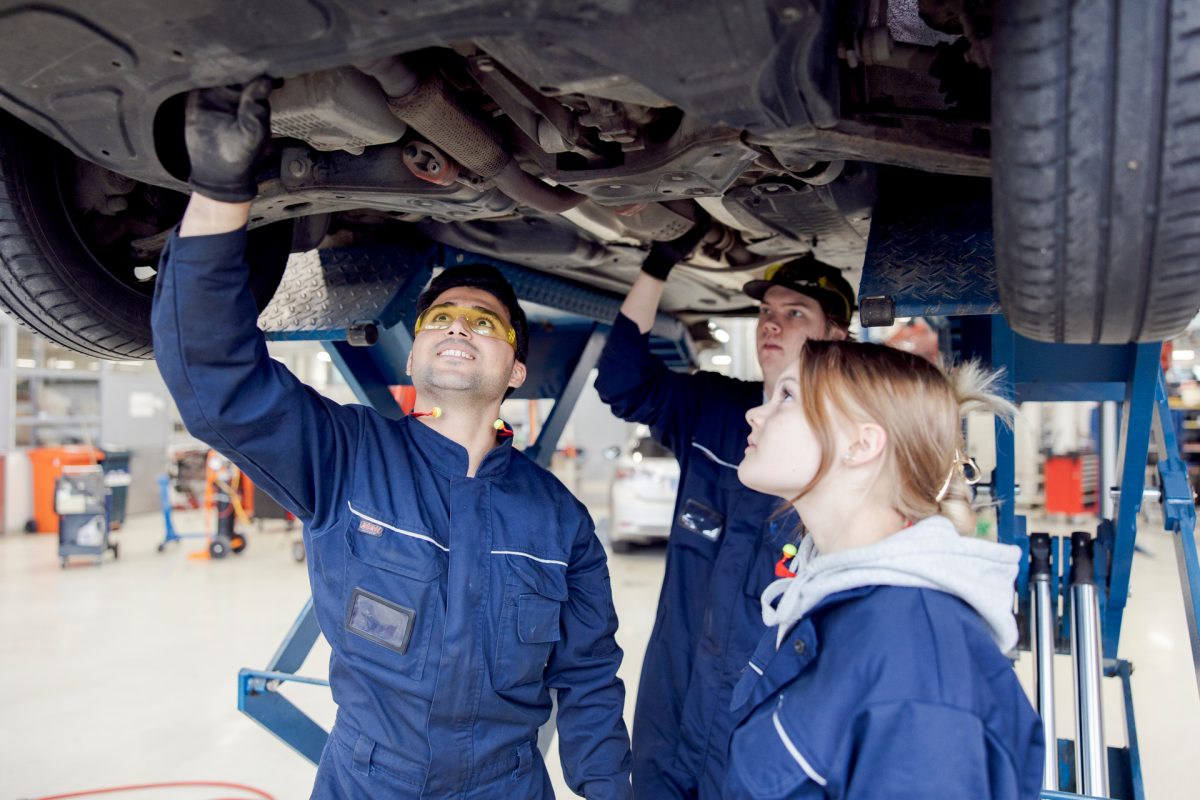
[152,229,633,799]
[595,313,797,798]
[725,586,1045,799]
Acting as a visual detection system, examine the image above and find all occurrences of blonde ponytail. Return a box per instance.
[949,360,1017,426]
[937,361,1018,535]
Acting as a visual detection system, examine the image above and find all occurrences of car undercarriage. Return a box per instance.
[0,0,1196,359]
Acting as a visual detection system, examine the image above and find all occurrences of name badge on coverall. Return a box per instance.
[677,498,724,541]
[346,587,416,654]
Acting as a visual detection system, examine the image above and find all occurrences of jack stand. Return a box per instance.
[155,475,206,553]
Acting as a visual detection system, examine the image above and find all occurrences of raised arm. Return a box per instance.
[595,214,720,452]
[152,81,363,531]
[618,271,667,334]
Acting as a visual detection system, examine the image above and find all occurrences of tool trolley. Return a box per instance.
[55,465,116,568]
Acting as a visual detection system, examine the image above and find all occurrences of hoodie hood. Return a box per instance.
[761,515,1021,652]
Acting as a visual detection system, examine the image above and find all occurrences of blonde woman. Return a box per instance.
[725,341,1043,799]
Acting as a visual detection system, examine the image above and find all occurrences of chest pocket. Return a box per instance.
[493,553,568,691]
[343,503,446,682]
[729,700,829,799]
[671,443,743,559]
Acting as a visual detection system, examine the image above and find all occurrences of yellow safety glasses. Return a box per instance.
[414,303,517,347]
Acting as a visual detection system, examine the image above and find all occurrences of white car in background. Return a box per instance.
[608,427,679,553]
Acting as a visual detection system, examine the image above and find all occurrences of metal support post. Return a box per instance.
[1150,372,1200,696]
[524,324,608,467]
[1100,402,1119,521]
[1114,659,1145,800]
[1070,532,1108,798]
[1102,344,1161,660]
[1030,533,1059,792]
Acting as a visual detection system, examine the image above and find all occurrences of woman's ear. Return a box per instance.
[851,422,888,465]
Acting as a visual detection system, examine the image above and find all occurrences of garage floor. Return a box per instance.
[1,506,1197,798]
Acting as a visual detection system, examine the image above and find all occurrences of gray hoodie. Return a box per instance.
[760,514,1021,653]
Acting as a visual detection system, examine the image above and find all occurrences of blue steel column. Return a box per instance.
[989,316,1018,546]
[1101,343,1161,659]
[322,328,411,419]
[1152,372,1200,694]
[524,324,608,467]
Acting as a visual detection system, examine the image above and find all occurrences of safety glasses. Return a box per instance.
[414,303,517,347]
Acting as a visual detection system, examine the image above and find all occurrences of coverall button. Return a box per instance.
[794,639,806,655]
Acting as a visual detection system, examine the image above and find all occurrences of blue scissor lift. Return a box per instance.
[857,174,1200,799]
[237,175,1199,798]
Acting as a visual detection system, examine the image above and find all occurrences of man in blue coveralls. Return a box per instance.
[153,79,632,798]
[595,223,856,798]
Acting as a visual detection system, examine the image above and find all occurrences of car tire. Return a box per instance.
[992,0,1200,343]
[610,538,634,554]
[0,114,292,359]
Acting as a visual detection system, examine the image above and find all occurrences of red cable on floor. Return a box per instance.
[31,781,275,800]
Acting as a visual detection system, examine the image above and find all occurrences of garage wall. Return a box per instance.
[101,366,173,516]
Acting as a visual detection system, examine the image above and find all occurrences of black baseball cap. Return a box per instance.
[417,264,530,364]
[742,256,857,328]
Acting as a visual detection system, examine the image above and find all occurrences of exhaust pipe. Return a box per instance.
[1029,533,1059,792]
[1069,531,1108,797]
[357,57,584,214]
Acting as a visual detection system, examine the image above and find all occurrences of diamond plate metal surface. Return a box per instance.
[258,246,431,338]
[859,172,999,322]
[255,240,695,370]
[437,245,694,367]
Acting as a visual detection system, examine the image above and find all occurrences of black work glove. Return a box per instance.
[641,210,713,281]
[185,77,273,203]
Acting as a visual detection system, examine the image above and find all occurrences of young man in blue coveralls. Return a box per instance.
[595,224,856,798]
[152,79,632,799]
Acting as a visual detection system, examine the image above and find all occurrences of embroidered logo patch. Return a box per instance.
[358,519,384,536]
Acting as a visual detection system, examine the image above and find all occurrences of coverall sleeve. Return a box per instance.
[151,228,362,531]
[546,515,633,799]
[594,312,704,454]
[840,701,1019,800]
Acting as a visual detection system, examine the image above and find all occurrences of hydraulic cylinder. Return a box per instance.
[1070,531,1108,797]
[1030,533,1058,791]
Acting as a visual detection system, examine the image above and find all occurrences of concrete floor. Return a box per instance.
[1,506,1197,798]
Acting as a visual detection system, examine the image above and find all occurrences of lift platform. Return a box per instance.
[858,175,1200,798]
[239,175,1199,798]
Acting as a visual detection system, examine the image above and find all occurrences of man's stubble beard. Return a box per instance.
[413,361,509,408]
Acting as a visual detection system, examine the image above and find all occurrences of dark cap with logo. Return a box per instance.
[742,255,857,328]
